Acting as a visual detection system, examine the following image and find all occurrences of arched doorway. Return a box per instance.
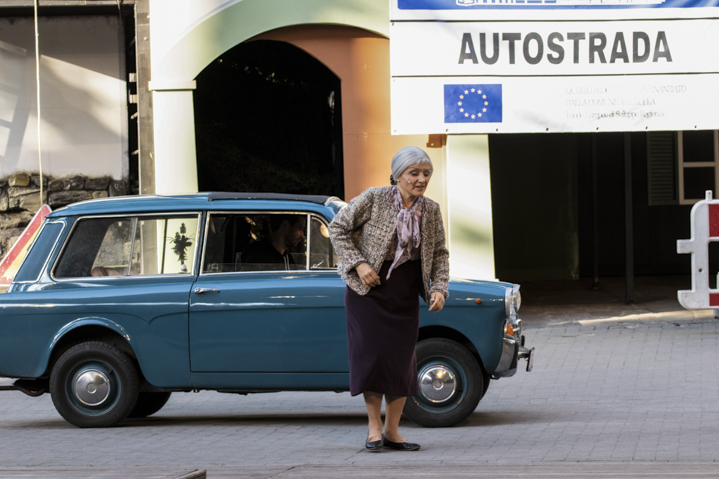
[193,40,343,197]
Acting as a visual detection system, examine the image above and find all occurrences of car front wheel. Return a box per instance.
[403,338,484,428]
[49,341,139,428]
[128,392,172,418]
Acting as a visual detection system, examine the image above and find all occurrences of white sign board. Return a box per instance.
[390,0,719,134]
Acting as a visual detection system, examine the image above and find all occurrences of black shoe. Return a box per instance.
[365,437,383,452]
[382,435,421,451]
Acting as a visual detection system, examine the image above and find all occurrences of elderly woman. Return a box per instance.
[329,146,449,452]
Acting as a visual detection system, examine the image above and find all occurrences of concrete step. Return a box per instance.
[0,469,205,479]
[207,464,719,478]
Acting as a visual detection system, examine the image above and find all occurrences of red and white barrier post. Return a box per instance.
[677,191,719,315]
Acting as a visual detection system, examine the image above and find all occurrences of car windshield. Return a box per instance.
[326,198,347,215]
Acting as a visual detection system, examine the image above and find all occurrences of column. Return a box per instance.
[446,134,495,281]
[150,81,199,195]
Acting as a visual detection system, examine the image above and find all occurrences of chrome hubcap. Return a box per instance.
[418,365,456,403]
[73,369,111,406]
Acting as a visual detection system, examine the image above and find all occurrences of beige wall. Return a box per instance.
[253,26,446,210]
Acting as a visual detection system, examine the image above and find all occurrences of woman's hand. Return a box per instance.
[429,292,445,312]
[356,262,381,288]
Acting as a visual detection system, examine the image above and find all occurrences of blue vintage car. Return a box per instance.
[0,193,532,428]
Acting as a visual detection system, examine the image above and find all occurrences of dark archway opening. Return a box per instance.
[193,40,343,197]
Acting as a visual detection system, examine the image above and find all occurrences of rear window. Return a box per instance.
[13,222,65,283]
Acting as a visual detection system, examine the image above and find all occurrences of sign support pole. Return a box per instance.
[591,133,599,290]
[624,132,635,305]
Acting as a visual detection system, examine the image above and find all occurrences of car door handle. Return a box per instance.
[194,288,220,294]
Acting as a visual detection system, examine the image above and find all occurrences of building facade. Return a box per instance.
[2,0,712,287]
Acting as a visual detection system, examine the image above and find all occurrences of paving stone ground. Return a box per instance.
[1,276,718,476]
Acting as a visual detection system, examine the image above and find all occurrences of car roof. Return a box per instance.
[46,192,344,218]
[207,192,333,203]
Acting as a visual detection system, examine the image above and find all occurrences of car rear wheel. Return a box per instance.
[403,338,483,428]
[49,341,139,428]
[128,392,172,418]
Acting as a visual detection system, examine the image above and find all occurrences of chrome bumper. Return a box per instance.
[493,331,534,378]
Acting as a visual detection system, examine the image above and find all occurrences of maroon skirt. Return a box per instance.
[344,260,420,397]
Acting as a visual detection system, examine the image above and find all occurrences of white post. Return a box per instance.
[150,81,199,195]
[446,134,495,281]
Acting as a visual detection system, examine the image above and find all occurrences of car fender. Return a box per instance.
[42,317,135,376]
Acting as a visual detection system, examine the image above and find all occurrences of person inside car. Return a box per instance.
[241,214,306,270]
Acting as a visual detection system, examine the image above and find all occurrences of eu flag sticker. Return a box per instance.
[444,84,502,123]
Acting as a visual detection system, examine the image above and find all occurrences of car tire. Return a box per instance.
[403,338,483,428]
[480,368,491,399]
[49,341,139,428]
[128,392,172,418]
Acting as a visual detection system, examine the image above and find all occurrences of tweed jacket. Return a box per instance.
[329,186,449,302]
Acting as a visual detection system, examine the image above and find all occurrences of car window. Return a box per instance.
[12,222,65,283]
[202,212,338,274]
[309,216,338,270]
[203,212,312,273]
[54,215,199,278]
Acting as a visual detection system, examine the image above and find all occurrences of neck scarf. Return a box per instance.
[386,186,423,279]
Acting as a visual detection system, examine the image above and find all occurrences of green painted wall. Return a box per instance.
[153,0,389,82]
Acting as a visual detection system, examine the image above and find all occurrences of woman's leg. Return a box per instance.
[383,395,408,442]
[363,391,384,441]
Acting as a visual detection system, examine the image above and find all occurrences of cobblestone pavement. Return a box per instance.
[1,277,718,475]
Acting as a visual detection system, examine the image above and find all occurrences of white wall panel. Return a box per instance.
[0,16,127,179]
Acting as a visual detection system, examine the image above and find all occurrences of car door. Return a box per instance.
[189,211,349,373]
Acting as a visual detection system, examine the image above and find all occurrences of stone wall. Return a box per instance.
[0,173,129,262]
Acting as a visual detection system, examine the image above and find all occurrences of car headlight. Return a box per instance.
[504,284,521,318]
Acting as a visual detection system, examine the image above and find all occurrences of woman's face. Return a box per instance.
[398,163,432,197]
